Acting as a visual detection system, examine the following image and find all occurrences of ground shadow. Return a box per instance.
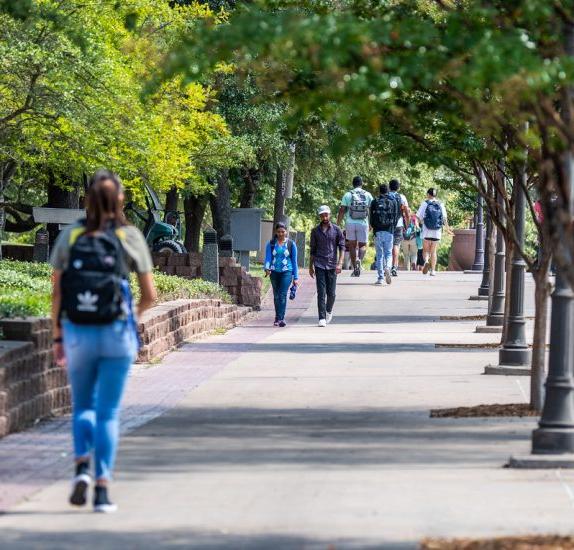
[0,527,414,550]
[115,406,533,475]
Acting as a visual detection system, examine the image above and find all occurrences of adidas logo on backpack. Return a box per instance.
[76,291,99,312]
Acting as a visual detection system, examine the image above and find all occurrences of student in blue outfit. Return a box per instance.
[264,222,299,327]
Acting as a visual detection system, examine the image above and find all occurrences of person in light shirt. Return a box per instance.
[416,187,450,276]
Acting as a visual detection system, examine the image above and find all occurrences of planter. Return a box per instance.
[448,229,477,271]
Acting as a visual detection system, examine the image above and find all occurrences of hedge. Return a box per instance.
[0,260,231,319]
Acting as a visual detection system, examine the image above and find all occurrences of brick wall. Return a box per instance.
[0,298,251,438]
[0,318,70,437]
[152,252,262,309]
[137,299,251,363]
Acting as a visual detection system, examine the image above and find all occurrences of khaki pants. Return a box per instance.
[401,239,418,270]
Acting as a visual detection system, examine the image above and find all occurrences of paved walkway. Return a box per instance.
[1,271,573,549]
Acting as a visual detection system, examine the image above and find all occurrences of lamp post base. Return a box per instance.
[499,347,532,367]
[532,427,574,454]
[483,364,531,376]
[486,313,505,326]
[478,286,490,297]
[508,453,574,469]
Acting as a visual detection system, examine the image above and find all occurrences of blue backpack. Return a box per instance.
[424,200,444,230]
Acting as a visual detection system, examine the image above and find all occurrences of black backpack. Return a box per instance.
[372,194,400,229]
[60,221,130,324]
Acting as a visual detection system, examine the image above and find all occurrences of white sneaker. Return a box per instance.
[318,319,327,327]
[430,269,436,276]
[326,312,333,324]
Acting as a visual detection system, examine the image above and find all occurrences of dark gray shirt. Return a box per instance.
[310,222,345,270]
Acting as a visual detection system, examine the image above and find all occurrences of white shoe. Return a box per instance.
[430,269,436,276]
[318,319,327,327]
[326,312,333,324]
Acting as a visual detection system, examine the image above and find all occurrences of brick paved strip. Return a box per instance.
[0,274,314,511]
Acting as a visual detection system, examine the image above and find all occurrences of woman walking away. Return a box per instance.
[416,187,449,276]
[401,214,419,271]
[50,169,156,512]
[265,222,299,327]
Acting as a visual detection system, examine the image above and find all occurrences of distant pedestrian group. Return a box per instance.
[266,176,450,326]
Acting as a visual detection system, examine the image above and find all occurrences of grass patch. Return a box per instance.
[0,259,231,319]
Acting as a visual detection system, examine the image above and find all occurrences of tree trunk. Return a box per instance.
[165,186,178,214]
[239,168,260,209]
[209,170,231,241]
[0,161,16,261]
[184,193,207,253]
[47,172,80,247]
[530,263,551,412]
[273,166,287,229]
[502,236,513,344]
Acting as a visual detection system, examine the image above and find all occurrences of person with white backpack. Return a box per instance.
[416,187,449,276]
[337,176,373,277]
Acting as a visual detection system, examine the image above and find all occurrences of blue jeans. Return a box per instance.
[375,230,393,279]
[270,270,293,321]
[63,319,138,480]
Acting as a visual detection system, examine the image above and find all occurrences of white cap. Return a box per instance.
[317,205,331,215]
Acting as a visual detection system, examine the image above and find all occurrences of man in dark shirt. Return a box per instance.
[309,205,345,327]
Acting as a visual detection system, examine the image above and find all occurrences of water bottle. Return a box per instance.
[289,284,297,300]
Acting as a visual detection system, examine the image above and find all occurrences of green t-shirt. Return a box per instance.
[341,189,374,227]
[50,222,153,274]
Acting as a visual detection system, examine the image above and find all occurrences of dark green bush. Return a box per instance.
[0,260,231,319]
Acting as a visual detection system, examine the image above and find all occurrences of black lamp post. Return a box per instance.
[471,193,485,271]
[478,203,492,297]
[486,186,505,327]
[498,167,531,367]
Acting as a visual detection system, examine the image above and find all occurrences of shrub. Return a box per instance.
[0,260,231,319]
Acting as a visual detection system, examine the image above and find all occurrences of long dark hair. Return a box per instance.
[85,169,127,232]
[271,222,287,246]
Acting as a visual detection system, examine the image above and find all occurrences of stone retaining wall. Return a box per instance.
[152,252,262,309]
[0,299,251,438]
[137,299,251,363]
[0,318,69,437]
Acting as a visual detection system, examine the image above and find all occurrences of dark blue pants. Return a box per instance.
[270,270,293,321]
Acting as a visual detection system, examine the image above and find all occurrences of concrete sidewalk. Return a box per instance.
[1,271,573,549]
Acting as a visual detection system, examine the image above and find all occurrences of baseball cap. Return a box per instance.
[317,205,331,215]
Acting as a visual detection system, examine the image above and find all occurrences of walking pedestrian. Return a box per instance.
[50,169,157,513]
[265,222,299,327]
[337,176,373,277]
[310,205,345,327]
[370,184,401,285]
[416,187,449,276]
[401,214,419,271]
[388,179,410,276]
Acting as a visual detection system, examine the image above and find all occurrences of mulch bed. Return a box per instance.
[421,535,574,549]
[430,403,538,418]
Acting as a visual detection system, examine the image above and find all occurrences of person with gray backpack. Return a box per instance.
[416,187,449,276]
[370,183,401,285]
[337,176,373,277]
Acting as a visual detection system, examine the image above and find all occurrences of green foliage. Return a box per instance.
[0,260,231,318]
